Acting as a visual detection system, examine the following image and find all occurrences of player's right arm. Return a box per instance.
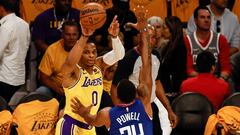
[61,26,94,88]
[96,16,125,72]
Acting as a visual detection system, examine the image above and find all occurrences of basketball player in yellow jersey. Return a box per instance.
[55,15,125,135]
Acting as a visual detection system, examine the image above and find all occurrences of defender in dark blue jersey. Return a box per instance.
[109,98,152,135]
[71,22,153,135]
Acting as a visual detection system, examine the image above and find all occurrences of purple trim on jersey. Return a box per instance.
[61,115,92,134]
[61,118,72,135]
[92,91,98,106]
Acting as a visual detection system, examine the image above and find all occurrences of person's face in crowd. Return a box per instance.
[212,0,228,10]
[80,43,97,68]
[55,0,72,13]
[62,25,79,51]
[148,28,157,48]
[151,22,163,39]
[195,9,211,31]
[162,24,171,39]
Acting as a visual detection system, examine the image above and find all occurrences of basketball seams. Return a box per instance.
[81,16,106,26]
[80,12,106,19]
[80,2,106,29]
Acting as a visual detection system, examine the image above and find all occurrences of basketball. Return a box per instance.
[80,3,106,30]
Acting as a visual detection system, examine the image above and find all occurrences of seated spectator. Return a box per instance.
[0,0,30,103]
[181,51,231,111]
[187,0,240,55]
[185,6,231,79]
[32,0,80,53]
[36,21,80,101]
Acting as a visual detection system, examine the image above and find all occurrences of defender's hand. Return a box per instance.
[71,97,93,117]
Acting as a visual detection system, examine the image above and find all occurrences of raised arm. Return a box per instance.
[96,15,125,71]
[137,29,153,117]
[61,25,94,88]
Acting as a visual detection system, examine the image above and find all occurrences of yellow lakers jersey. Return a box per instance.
[12,99,59,135]
[64,65,103,122]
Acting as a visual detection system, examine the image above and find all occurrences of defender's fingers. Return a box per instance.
[73,97,83,106]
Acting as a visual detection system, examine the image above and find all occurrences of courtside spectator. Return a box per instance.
[181,51,230,111]
[187,0,240,55]
[185,6,231,80]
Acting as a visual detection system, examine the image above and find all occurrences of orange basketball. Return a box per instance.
[80,3,106,30]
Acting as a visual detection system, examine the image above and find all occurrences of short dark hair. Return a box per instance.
[193,6,211,19]
[196,51,216,73]
[62,21,80,33]
[0,0,16,12]
[117,79,136,103]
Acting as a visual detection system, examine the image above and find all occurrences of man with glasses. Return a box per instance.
[187,0,240,55]
[185,6,231,81]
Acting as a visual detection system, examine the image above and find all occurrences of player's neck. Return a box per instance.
[79,64,94,75]
[117,100,135,107]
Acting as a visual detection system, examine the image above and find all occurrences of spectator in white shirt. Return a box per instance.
[0,0,30,102]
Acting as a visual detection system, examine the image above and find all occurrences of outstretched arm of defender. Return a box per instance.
[137,29,153,117]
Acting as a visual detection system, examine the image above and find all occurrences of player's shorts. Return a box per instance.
[55,115,96,135]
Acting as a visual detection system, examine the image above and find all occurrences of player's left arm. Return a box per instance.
[71,97,111,128]
[96,15,125,71]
